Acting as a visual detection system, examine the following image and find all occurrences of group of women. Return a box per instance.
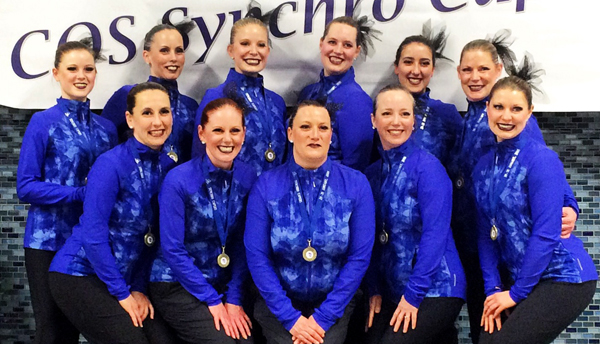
[16,7,596,344]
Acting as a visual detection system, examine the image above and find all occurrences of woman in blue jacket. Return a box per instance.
[451,34,580,344]
[473,69,597,344]
[102,21,198,163]
[48,82,176,344]
[297,16,377,172]
[192,9,286,175]
[16,39,117,344]
[392,23,461,167]
[364,85,466,344]
[149,98,256,343]
[245,101,375,344]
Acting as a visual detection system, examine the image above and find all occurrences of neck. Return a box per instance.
[295,155,327,170]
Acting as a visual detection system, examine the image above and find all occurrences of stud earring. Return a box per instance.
[201,141,206,144]
[289,140,294,143]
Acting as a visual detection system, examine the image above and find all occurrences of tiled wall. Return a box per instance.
[1,106,598,344]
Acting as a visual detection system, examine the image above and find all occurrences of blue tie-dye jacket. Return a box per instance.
[449,98,577,253]
[364,138,466,307]
[473,133,597,303]
[17,98,117,251]
[50,138,175,300]
[192,69,287,175]
[412,89,462,168]
[245,158,375,332]
[150,155,257,307]
[102,76,198,162]
[297,67,374,172]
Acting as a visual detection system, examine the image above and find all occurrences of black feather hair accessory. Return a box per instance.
[421,20,452,63]
[355,14,381,58]
[79,37,106,63]
[487,29,517,75]
[509,53,545,94]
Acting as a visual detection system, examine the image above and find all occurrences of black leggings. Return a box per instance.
[366,297,464,344]
[149,282,253,344]
[479,280,596,344]
[48,272,177,344]
[25,248,79,344]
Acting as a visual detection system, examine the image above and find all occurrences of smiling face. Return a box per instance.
[457,49,503,102]
[228,23,270,77]
[372,89,415,151]
[487,88,532,142]
[395,42,434,95]
[52,49,96,102]
[319,22,361,76]
[199,104,245,170]
[126,89,172,150]
[143,29,185,80]
[288,105,332,169]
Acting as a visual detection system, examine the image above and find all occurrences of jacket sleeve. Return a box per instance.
[17,114,85,205]
[509,150,564,303]
[79,154,131,300]
[403,157,453,308]
[336,91,374,172]
[101,86,130,142]
[312,175,375,331]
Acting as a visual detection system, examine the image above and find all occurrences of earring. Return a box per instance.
[372,125,375,130]
[201,141,206,144]
[289,140,294,143]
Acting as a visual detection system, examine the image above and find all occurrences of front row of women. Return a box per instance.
[40,77,596,344]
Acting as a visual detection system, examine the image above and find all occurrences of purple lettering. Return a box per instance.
[270,2,298,38]
[431,0,467,12]
[192,13,227,64]
[304,0,334,34]
[59,22,102,52]
[372,0,405,22]
[11,30,50,79]
[108,16,136,65]
[163,7,191,49]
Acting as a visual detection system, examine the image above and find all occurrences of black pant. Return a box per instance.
[254,292,360,344]
[479,280,596,344]
[149,282,253,344]
[459,250,486,344]
[366,297,464,344]
[48,272,177,344]
[25,248,80,344]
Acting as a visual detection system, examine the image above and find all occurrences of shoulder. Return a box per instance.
[522,141,560,170]
[264,89,286,108]
[363,159,382,182]
[253,163,292,197]
[107,84,136,102]
[330,161,371,193]
[179,93,199,110]
[27,105,62,128]
[91,112,117,132]
[163,158,200,187]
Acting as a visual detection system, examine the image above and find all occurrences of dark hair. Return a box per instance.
[200,98,245,127]
[143,21,195,51]
[372,84,415,115]
[489,54,544,109]
[126,82,168,113]
[288,100,336,128]
[395,21,451,67]
[322,15,380,57]
[459,30,516,72]
[54,37,105,68]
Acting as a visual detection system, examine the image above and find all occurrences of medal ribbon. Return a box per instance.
[292,162,331,244]
[241,83,275,149]
[489,148,521,229]
[378,147,412,231]
[128,139,163,232]
[201,157,235,249]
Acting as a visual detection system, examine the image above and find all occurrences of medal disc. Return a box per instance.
[490,225,498,241]
[455,176,464,189]
[264,148,276,163]
[302,246,317,262]
[167,150,179,163]
[379,230,389,245]
[217,253,230,268]
[144,232,155,247]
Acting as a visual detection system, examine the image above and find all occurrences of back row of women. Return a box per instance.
[17,8,596,344]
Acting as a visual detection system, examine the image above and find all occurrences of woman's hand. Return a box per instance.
[366,295,382,330]
[225,303,252,340]
[561,206,577,238]
[290,315,325,344]
[389,296,418,333]
[131,291,154,322]
[208,303,234,338]
[118,294,144,327]
[480,291,516,333]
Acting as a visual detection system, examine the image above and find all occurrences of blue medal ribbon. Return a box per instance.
[488,146,521,239]
[201,156,235,250]
[291,161,331,247]
[57,98,96,170]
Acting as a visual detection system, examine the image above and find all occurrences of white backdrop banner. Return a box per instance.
[1,0,598,111]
